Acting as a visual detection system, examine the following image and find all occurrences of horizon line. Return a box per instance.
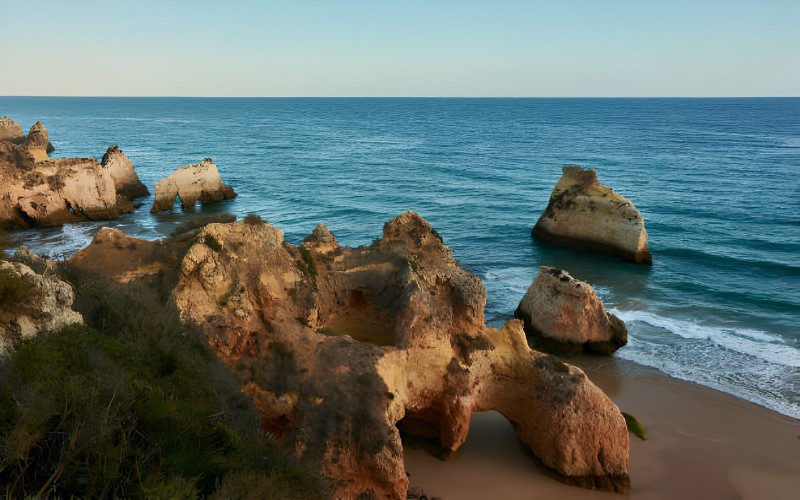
[1,95,798,99]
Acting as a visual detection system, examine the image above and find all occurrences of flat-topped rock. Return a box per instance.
[515,266,627,355]
[0,116,25,144]
[101,146,149,199]
[533,166,652,264]
[150,158,236,213]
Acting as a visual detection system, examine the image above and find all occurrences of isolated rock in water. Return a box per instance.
[163,211,630,497]
[0,258,83,354]
[0,116,25,144]
[515,266,627,355]
[101,145,150,199]
[23,121,53,162]
[0,142,132,229]
[533,166,652,264]
[150,158,236,213]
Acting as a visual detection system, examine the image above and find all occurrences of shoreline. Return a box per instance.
[403,355,800,499]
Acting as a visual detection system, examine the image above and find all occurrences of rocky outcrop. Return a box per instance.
[0,256,83,354]
[0,123,148,229]
[0,116,25,144]
[0,146,132,228]
[533,166,652,264]
[101,146,149,199]
[163,211,629,497]
[150,158,236,213]
[515,266,627,355]
[23,121,54,162]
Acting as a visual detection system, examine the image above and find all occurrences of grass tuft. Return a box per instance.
[622,412,646,440]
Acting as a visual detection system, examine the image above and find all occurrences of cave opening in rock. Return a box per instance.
[321,288,396,346]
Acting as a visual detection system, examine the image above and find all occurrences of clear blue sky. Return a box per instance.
[1,0,797,96]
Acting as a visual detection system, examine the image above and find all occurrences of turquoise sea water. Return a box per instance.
[2,97,798,418]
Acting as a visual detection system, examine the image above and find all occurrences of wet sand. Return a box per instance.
[403,356,800,499]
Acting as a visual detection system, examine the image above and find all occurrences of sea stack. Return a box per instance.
[150,158,236,213]
[533,166,652,264]
[101,146,150,199]
[23,121,53,162]
[515,266,627,355]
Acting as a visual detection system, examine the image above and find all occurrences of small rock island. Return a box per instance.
[533,165,652,264]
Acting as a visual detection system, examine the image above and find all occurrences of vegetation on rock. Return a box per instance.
[0,266,321,498]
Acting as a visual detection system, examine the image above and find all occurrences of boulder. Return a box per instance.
[101,146,149,199]
[0,258,83,355]
[533,166,652,264]
[0,143,132,229]
[23,121,53,162]
[515,266,627,355]
[150,158,236,213]
[0,116,25,144]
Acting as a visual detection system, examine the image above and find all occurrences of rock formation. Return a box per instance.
[0,147,132,228]
[533,166,652,264]
[0,116,25,144]
[0,255,83,355]
[150,158,236,213]
[23,121,54,162]
[0,123,149,229]
[66,212,630,497]
[101,146,150,199]
[515,266,627,355]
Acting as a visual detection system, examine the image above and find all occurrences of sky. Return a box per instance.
[0,0,798,97]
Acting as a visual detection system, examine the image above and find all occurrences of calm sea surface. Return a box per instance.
[2,97,798,418]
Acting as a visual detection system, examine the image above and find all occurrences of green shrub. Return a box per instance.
[0,271,321,498]
[0,267,32,309]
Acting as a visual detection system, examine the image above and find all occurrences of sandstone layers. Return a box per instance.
[0,118,147,229]
[150,158,236,213]
[533,166,652,264]
[516,266,627,355]
[70,212,630,497]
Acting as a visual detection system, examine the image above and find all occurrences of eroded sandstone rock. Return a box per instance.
[0,141,135,229]
[0,257,83,354]
[23,121,54,162]
[0,116,25,144]
[533,166,652,264]
[168,211,630,497]
[101,146,149,199]
[515,266,627,355]
[150,158,236,213]
[65,212,630,497]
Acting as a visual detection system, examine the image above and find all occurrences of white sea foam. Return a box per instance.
[611,308,800,368]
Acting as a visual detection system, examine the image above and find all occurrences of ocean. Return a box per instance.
[2,97,798,419]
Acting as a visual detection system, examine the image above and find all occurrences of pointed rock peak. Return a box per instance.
[23,120,51,161]
[383,211,441,242]
[100,145,149,199]
[101,145,123,164]
[0,116,25,143]
[306,223,337,244]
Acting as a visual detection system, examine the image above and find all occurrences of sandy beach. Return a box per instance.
[404,356,800,499]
